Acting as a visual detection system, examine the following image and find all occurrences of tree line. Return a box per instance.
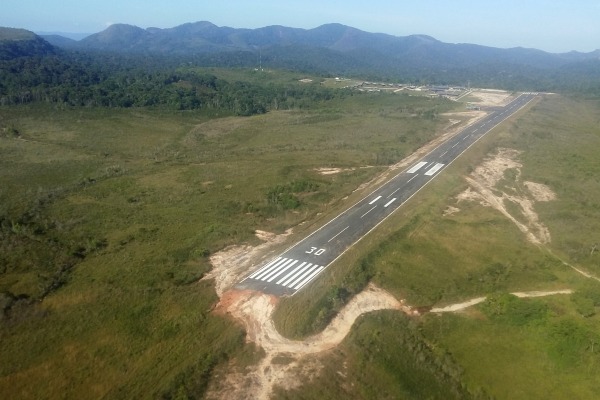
[0,51,348,115]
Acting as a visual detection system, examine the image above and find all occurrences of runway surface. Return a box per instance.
[237,93,538,296]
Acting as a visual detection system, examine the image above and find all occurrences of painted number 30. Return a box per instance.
[306,247,326,256]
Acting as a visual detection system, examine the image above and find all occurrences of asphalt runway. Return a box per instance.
[237,93,538,296]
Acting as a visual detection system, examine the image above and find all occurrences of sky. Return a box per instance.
[2,0,599,53]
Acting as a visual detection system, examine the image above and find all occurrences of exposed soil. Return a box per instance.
[468,89,514,107]
[314,166,374,175]
[208,283,409,400]
[430,290,573,313]
[452,148,600,281]
[455,148,555,245]
[204,228,413,399]
[204,224,576,399]
[203,229,293,297]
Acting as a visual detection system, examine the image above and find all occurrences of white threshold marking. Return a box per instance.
[407,161,428,174]
[328,226,349,243]
[256,258,292,280]
[369,195,382,205]
[264,259,297,282]
[249,257,282,279]
[425,163,445,176]
[294,266,325,290]
[287,264,320,288]
[269,261,305,283]
[361,206,377,218]
[279,262,313,286]
[384,198,397,208]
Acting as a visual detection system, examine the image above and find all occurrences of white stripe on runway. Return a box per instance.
[407,161,428,174]
[369,196,382,205]
[255,258,290,280]
[263,259,297,282]
[384,198,397,208]
[361,206,377,218]
[425,163,445,176]
[274,261,306,284]
[279,262,313,286]
[249,257,282,279]
[294,266,325,290]
[287,264,320,288]
[328,226,349,243]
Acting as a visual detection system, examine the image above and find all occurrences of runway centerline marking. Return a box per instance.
[361,206,377,218]
[369,196,382,205]
[387,186,402,198]
[328,226,350,243]
[407,175,418,183]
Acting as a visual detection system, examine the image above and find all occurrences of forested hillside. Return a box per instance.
[2,24,600,111]
[0,51,348,114]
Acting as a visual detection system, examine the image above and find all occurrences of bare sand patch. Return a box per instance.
[443,206,461,217]
[455,148,554,245]
[203,229,292,297]
[468,89,514,107]
[430,290,573,313]
[524,181,556,202]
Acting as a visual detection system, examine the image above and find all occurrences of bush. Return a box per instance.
[479,293,548,326]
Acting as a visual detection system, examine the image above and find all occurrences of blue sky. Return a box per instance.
[2,0,599,52]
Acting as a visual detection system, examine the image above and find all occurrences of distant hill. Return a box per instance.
[69,22,599,68]
[46,21,598,90]
[2,22,599,93]
[0,27,56,60]
[40,34,77,48]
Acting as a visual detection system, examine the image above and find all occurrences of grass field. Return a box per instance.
[273,94,600,398]
[2,85,599,398]
[0,90,458,398]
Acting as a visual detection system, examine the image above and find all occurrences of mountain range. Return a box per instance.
[44,21,598,70]
[2,22,600,90]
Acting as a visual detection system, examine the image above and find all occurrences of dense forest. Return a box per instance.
[2,25,599,114]
[0,50,349,115]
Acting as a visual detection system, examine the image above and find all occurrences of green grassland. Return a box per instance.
[274,94,600,398]
[0,90,457,398]
[2,83,600,399]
